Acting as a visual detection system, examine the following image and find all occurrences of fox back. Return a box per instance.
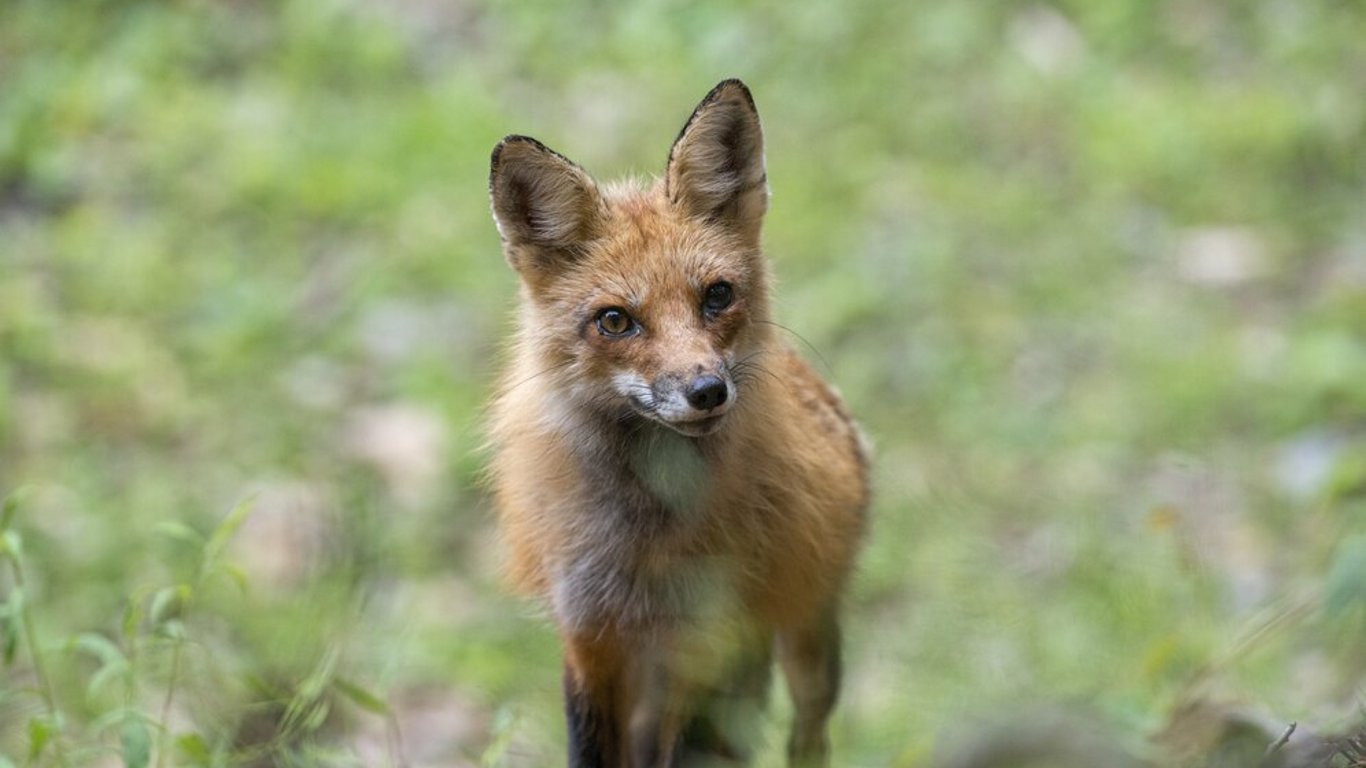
[487,80,869,767]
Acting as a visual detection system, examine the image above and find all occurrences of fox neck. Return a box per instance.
[548,393,741,522]
[626,420,712,518]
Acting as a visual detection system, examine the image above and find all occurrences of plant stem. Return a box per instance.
[155,635,185,768]
[8,555,69,767]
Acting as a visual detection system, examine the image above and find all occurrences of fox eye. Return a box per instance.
[703,282,733,314]
[595,308,636,337]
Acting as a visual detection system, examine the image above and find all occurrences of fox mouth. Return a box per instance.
[627,397,728,437]
[664,414,726,437]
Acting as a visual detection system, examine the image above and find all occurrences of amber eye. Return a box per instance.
[595,308,636,337]
[703,282,734,314]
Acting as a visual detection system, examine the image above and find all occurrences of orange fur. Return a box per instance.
[486,80,868,768]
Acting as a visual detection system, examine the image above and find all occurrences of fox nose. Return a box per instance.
[685,375,728,411]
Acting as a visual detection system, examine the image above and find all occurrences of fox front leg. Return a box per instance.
[563,631,632,768]
[563,663,620,768]
[564,635,685,768]
[626,645,687,768]
[777,611,842,768]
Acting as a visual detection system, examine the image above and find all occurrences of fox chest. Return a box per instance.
[550,428,742,631]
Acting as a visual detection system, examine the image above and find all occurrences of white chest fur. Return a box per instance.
[627,425,711,518]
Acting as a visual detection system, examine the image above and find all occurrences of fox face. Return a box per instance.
[573,249,747,437]
[490,81,772,438]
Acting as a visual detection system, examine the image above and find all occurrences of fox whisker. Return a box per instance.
[501,357,576,396]
[754,319,832,375]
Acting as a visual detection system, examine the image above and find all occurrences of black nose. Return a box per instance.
[685,375,728,411]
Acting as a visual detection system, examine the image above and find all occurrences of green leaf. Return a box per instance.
[150,585,192,625]
[175,733,211,766]
[0,605,17,667]
[211,562,250,595]
[202,497,255,570]
[89,706,136,734]
[27,717,52,761]
[88,658,131,700]
[158,619,186,641]
[74,632,125,666]
[123,587,152,648]
[0,492,18,531]
[0,530,21,563]
[1326,447,1366,502]
[152,521,206,549]
[120,717,151,768]
[333,677,390,716]
[2,589,22,667]
[302,699,331,732]
[0,752,17,768]
[1324,533,1366,616]
[298,647,338,701]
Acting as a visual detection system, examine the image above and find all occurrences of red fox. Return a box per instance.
[486,79,870,767]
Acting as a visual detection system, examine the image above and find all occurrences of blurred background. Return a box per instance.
[2,0,1364,766]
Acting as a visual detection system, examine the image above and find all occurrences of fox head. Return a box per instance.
[489,80,773,438]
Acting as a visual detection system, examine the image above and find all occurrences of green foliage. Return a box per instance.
[2,0,1364,764]
[0,491,398,765]
[1325,535,1366,617]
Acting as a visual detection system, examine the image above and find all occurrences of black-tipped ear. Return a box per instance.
[665,79,767,239]
[490,135,604,276]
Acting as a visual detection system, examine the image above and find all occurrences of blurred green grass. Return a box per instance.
[1,0,1364,765]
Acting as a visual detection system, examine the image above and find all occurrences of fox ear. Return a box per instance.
[490,135,603,276]
[665,79,768,239]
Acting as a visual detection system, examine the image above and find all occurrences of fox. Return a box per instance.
[486,79,870,767]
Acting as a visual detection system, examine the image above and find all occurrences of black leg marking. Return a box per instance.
[565,665,615,768]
